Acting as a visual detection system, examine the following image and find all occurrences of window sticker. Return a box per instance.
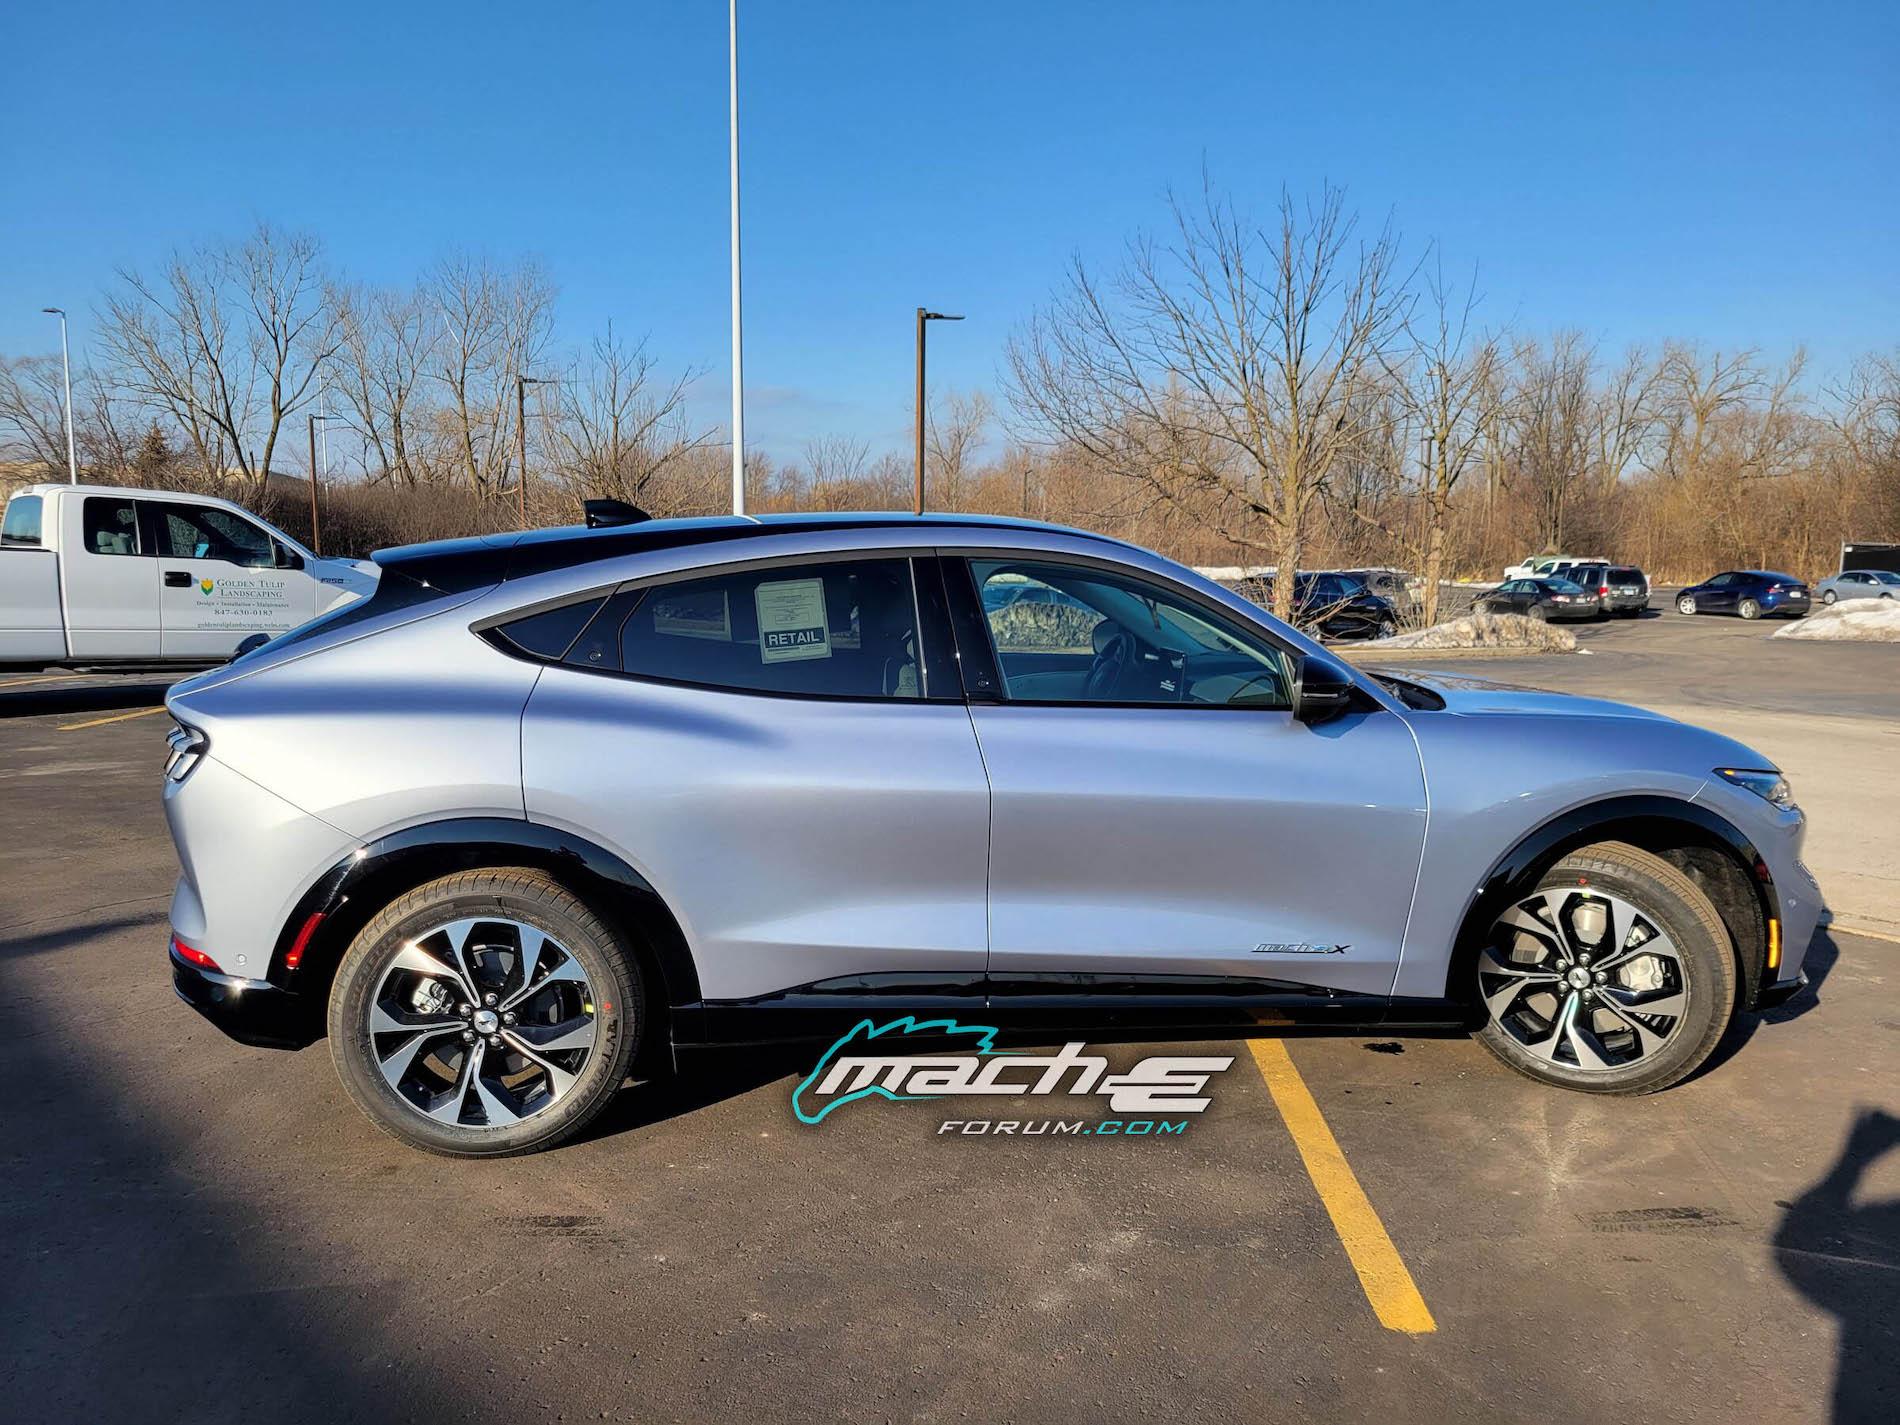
[651,588,732,641]
[755,577,832,663]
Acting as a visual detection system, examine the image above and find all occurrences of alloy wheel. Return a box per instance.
[1739,598,1761,620]
[1479,888,1691,1072]
[1822,590,1836,605]
[368,916,598,1129]
[1676,595,1696,615]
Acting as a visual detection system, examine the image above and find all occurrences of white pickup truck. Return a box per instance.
[1,483,377,667]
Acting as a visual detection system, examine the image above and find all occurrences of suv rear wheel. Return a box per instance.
[1473,842,1736,1094]
[328,868,642,1157]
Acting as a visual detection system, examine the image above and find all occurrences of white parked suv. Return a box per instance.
[0,483,377,666]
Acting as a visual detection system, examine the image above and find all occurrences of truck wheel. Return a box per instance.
[1474,842,1735,1095]
[328,868,642,1157]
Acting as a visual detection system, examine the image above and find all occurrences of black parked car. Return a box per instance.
[1282,572,1400,641]
[1675,571,1811,620]
[1474,576,1600,622]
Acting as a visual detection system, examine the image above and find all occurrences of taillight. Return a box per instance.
[164,722,208,783]
[170,933,222,973]
[1766,584,1781,593]
[1597,584,1609,596]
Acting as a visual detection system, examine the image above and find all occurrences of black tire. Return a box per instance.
[328,868,643,1157]
[1738,597,1761,620]
[1527,604,1548,622]
[1474,841,1737,1095]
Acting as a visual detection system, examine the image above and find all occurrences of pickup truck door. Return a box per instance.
[61,492,162,658]
[146,500,318,658]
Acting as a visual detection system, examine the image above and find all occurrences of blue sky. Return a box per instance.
[2,0,1894,461]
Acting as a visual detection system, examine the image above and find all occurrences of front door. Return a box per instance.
[147,500,317,658]
[952,556,1427,1001]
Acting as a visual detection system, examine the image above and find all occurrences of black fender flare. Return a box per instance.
[1450,793,1779,1013]
[266,817,702,1018]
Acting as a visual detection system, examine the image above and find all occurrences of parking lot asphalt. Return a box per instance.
[2,625,1896,1424]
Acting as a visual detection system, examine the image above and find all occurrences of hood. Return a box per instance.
[1383,671,1677,723]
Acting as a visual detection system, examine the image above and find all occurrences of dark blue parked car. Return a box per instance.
[1675,570,1811,620]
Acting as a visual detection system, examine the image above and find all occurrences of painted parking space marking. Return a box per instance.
[58,707,169,732]
[0,674,85,689]
[1248,1038,1437,1334]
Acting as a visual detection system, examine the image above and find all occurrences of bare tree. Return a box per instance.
[95,224,337,505]
[1502,332,1595,553]
[925,390,993,512]
[548,324,711,509]
[1400,259,1504,622]
[1008,179,1409,618]
[425,253,555,495]
[331,282,439,485]
[0,356,72,472]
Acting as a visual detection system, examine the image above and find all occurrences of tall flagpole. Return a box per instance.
[728,0,746,515]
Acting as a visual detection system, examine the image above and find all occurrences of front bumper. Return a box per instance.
[1755,971,1809,1010]
[170,946,316,1049]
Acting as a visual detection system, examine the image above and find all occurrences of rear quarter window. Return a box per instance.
[1,494,42,547]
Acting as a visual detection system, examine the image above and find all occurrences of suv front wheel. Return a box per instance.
[328,868,643,1157]
[1473,842,1736,1094]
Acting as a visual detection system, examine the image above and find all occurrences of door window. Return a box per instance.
[82,496,143,556]
[968,559,1291,708]
[601,558,927,700]
[148,502,277,568]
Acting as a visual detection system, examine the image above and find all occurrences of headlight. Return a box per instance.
[164,721,208,783]
[1716,767,1795,810]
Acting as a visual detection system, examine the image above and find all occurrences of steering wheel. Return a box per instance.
[1083,624,1136,701]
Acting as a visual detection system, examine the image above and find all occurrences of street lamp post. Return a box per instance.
[40,308,78,484]
[516,375,552,529]
[306,411,335,555]
[913,308,963,515]
[728,0,746,516]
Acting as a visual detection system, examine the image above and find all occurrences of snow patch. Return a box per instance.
[1772,600,1900,643]
[1375,610,1578,652]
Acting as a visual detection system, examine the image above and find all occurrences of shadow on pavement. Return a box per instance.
[1774,1108,1900,1423]
[0,966,479,1421]
[0,678,180,719]
[1691,925,1840,1083]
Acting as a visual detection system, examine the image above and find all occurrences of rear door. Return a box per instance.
[950,553,1427,1002]
[60,493,162,658]
[520,552,992,1003]
[147,500,318,658]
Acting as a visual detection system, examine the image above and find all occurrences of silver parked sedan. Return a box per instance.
[1814,569,1900,604]
[162,514,1819,1156]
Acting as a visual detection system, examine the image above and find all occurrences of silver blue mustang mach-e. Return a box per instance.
[162,513,1818,1156]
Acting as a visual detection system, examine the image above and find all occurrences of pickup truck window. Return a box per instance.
[1,494,41,547]
[149,501,276,568]
[83,496,144,556]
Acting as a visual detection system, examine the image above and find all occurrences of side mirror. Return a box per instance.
[1293,651,1357,726]
[275,542,305,571]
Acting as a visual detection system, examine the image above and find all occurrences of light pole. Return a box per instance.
[306,411,335,555]
[914,308,963,515]
[516,374,552,529]
[40,308,78,483]
[728,0,746,516]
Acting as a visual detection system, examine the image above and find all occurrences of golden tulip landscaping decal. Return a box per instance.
[199,577,216,596]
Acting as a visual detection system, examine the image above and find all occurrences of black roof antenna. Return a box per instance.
[583,498,651,528]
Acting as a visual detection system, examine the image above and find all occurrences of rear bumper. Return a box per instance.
[170,947,316,1049]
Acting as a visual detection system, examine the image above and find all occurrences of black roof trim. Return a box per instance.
[371,513,1115,594]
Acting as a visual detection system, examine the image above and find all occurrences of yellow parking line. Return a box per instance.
[1248,1038,1437,1334]
[58,706,169,732]
[0,674,82,689]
